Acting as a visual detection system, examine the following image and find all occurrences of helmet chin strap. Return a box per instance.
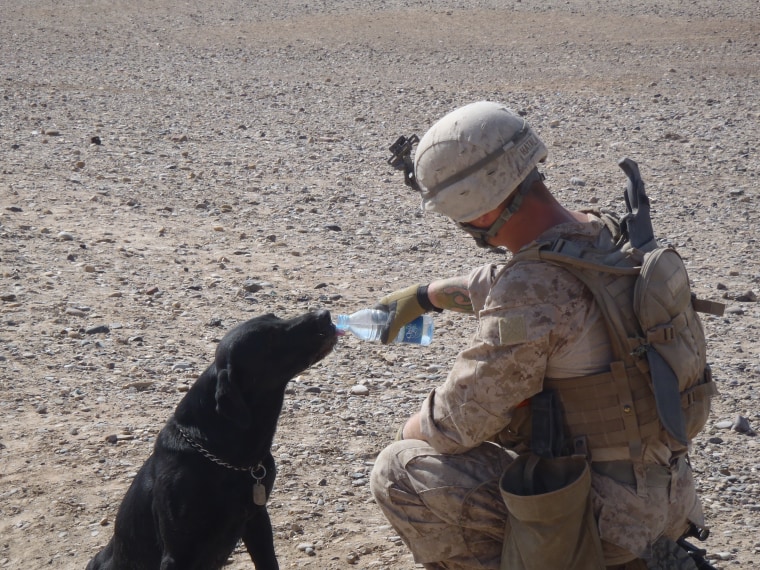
[458,168,544,248]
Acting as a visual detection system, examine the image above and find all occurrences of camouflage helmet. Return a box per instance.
[414,101,548,223]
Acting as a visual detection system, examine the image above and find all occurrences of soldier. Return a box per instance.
[370,101,710,569]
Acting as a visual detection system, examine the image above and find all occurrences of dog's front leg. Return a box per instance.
[242,506,279,570]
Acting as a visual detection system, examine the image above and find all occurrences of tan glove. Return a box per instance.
[374,284,440,344]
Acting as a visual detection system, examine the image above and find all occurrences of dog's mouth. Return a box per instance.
[297,310,338,367]
[313,322,338,363]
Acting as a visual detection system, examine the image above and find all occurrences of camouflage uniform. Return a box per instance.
[370,216,705,569]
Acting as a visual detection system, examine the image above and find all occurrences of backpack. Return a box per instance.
[510,159,723,457]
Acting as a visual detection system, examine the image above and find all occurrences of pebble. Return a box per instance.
[735,290,757,302]
[350,385,370,396]
[122,381,155,390]
[570,176,586,186]
[732,415,753,434]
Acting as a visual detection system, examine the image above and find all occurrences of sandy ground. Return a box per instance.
[1,0,759,568]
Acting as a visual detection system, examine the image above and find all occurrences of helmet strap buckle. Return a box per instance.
[458,168,544,248]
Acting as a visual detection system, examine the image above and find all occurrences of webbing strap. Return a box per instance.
[519,245,642,276]
[609,360,647,497]
[681,374,719,407]
[646,313,687,344]
[691,296,725,317]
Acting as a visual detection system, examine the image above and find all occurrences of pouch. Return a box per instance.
[499,455,605,570]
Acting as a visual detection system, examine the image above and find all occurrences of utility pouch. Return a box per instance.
[499,455,605,570]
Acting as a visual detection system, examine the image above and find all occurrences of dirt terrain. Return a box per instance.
[1,0,759,568]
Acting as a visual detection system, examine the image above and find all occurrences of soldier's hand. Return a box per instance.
[374,284,440,344]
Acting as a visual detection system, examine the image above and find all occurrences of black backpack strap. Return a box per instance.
[530,389,565,458]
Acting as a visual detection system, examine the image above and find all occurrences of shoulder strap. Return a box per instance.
[510,238,641,364]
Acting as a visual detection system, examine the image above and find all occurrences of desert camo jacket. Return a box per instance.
[418,213,671,464]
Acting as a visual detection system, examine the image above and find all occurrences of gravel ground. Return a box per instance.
[1,0,758,568]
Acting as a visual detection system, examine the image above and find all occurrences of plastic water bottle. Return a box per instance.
[335,309,434,346]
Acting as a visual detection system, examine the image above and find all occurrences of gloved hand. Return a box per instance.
[374,284,440,344]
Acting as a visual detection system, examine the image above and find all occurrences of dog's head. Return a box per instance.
[213,309,337,428]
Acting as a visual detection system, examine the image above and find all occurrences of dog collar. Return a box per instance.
[176,423,266,477]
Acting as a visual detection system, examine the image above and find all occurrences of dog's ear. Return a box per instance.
[215,366,252,429]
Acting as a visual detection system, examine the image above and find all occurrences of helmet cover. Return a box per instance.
[414,101,548,222]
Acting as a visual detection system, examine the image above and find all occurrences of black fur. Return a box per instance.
[87,310,337,570]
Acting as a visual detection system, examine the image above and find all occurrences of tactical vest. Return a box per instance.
[502,212,722,477]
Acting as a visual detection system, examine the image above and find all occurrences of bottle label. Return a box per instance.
[400,320,423,344]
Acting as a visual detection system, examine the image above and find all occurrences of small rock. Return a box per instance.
[732,415,753,434]
[715,420,734,429]
[735,290,757,302]
[36,404,48,414]
[242,279,263,293]
[85,325,110,335]
[350,385,369,396]
[122,381,155,390]
[57,231,75,241]
[570,177,586,187]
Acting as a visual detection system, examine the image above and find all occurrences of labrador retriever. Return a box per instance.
[87,310,337,570]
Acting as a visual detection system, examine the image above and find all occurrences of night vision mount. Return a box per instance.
[387,134,421,192]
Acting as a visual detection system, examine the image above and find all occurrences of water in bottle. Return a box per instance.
[335,309,434,346]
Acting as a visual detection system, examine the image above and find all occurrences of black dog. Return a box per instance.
[87,310,337,570]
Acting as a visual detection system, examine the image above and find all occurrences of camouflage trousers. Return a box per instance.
[370,440,703,570]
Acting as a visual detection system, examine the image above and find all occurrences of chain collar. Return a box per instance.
[176,423,265,479]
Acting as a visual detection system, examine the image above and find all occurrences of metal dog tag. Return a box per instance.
[253,482,267,506]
